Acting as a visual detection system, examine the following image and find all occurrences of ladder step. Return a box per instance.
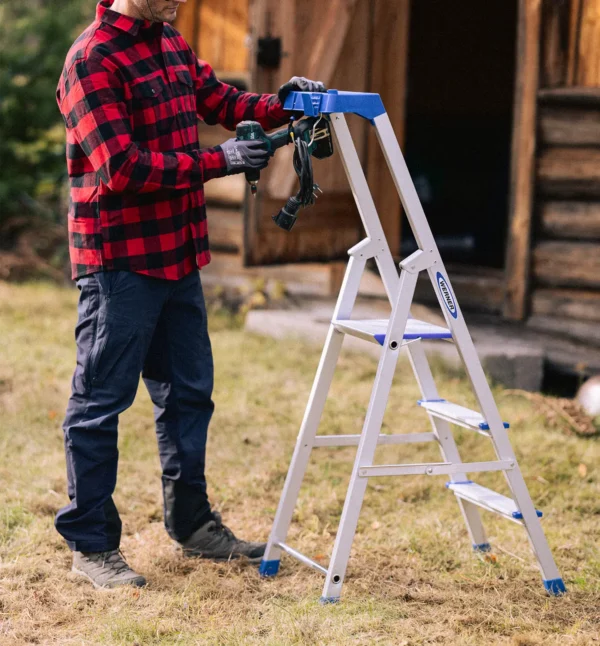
[313,432,436,447]
[418,399,510,433]
[447,482,543,522]
[358,460,514,478]
[333,318,452,346]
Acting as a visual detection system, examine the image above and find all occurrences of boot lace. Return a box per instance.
[212,513,236,542]
[87,549,131,575]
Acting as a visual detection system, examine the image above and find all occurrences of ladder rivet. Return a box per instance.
[426,467,433,474]
[390,341,398,350]
[332,574,341,584]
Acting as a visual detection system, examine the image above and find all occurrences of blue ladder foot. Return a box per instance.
[544,578,567,596]
[319,596,340,605]
[259,559,280,577]
[473,543,492,553]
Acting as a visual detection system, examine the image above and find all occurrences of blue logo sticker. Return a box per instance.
[437,272,458,319]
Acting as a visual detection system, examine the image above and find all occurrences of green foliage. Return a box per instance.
[0,0,96,246]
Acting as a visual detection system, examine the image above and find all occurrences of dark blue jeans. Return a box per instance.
[56,270,215,552]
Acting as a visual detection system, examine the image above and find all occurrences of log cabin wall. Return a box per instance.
[529,0,600,346]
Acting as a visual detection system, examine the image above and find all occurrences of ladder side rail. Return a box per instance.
[260,253,367,574]
[374,113,563,587]
[330,114,400,303]
[321,268,418,603]
[407,340,490,551]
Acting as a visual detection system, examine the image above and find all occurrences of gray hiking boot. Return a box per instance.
[72,549,147,589]
[179,512,265,562]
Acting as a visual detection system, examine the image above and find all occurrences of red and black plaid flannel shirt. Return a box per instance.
[58,0,288,280]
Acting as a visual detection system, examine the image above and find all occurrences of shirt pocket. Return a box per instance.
[130,75,175,141]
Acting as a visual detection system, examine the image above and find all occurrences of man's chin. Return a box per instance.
[161,8,178,23]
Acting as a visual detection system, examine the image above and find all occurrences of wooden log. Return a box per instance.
[527,314,600,347]
[538,147,600,198]
[540,201,600,239]
[539,106,600,146]
[531,287,600,321]
[207,207,243,252]
[538,86,600,106]
[504,0,542,320]
[533,240,600,287]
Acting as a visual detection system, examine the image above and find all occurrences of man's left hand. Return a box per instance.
[278,77,327,105]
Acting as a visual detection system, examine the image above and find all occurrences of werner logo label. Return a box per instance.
[436,272,458,319]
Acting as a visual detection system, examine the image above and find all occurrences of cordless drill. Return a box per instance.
[235,121,292,195]
[236,116,334,231]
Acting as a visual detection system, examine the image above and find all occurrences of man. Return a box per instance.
[56,0,325,590]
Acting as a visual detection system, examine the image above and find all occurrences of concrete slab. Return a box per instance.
[244,299,545,391]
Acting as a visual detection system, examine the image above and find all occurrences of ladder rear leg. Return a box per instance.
[504,460,565,594]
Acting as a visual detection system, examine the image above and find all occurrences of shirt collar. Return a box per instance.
[97,0,160,37]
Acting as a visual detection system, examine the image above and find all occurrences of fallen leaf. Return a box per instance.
[578,463,588,478]
[371,521,381,530]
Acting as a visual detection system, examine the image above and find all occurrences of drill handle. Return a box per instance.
[267,127,293,152]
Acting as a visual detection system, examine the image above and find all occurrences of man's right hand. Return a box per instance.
[219,138,272,176]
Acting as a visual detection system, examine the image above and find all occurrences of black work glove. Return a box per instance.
[277,76,327,105]
[220,138,272,176]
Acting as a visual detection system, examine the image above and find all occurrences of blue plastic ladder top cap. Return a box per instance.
[283,90,386,121]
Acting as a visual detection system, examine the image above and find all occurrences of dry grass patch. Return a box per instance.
[0,281,599,645]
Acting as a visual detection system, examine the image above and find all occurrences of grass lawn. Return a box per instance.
[0,280,599,645]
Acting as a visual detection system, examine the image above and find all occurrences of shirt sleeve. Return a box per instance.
[59,54,228,194]
[194,59,289,132]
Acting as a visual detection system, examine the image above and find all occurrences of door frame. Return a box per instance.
[504,0,543,320]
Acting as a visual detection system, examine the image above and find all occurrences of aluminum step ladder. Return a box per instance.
[259,90,566,602]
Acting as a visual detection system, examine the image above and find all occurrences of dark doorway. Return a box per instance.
[402,0,518,268]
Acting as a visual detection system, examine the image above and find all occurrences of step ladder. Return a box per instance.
[259,90,566,602]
